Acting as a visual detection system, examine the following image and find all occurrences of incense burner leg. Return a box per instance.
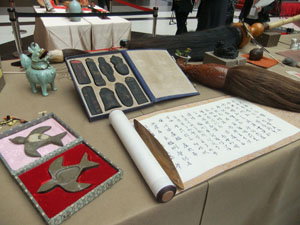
[51,81,57,91]
[29,81,38,94]
[41,83,48,96]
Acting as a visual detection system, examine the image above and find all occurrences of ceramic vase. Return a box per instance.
[68,0,81,22]
[290,38,298,50]
[175,53,191,64]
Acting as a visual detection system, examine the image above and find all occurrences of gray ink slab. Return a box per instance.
[110,55,129,75]
[81,86,103,115]
[99,88,121,111]
[125,77,149,104]
[115,82,134,107]
[70,60,91,84]
[98,57,115,82]
[86,58,106,86]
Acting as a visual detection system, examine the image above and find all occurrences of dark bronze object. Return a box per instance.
[282,57,298,67]
[213,41,239,59]
[249,48,264,61]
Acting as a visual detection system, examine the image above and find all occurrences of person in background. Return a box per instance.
[226,0,239,24]
[172,0,196,35]
[196,0,232,31]
[239,0,279,25]
[97,0,110,11]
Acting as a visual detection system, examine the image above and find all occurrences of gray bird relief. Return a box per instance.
[9,126,67,157]
[37,153,99,193]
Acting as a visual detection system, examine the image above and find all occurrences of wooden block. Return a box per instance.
[203,51,246,67]
[0,59,4,92]
[0,75,5,92]
[256,32,281,47]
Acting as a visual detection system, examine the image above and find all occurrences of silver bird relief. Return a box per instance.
[38,153,99,193]
[9,126,67,157]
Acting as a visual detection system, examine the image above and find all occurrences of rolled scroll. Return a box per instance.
[109,110,176,203]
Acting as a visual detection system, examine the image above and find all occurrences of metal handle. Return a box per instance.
[8,7,23,56]
[152,6,158,37]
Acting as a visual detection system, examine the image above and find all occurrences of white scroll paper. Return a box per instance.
[109,110,175,200]
[137,97,299,184]
[256,0,275,8]
[110,97,300,199]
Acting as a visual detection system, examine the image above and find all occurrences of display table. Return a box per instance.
[83,16,131,50]
[0,34,299,225]
[33,6,131,51]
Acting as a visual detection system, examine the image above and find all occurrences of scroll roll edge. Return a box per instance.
[109,110,176,203]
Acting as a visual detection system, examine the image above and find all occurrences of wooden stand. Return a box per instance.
[256,32,281,47]
[0,75,5,92]
[0,62,4,92]
[203,51,246,67]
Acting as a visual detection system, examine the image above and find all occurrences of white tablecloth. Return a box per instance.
[110,16,131,48]
[33,6,131,51]
[83,16,131,50]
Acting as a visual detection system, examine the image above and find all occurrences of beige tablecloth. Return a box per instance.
[33,6,131,51]
[84,16,131,50]
[0,35,299,225]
